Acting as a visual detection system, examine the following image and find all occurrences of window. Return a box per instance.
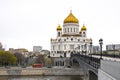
[71,28,72,32]
[84,44,87,49]
[58,39,61,42]
[56,62,58,66]
[68,28,69,32]
[58,45,60,50]
[65,28,66,33]
[53,45,55,50]
[78,45,80,49]
[71,38,73,41]
[70,45,74,50]
[74,28,75,32]
[77,28,78,32]
[83,32,85,34]
[58,32,60,36]
[62,62,64,66]
[64,52,66,57]
[64,45,66,50]
[83,40,85,42]
[64,39,66,41]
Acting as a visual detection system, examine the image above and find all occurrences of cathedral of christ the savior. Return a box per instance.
[50,10,92,66]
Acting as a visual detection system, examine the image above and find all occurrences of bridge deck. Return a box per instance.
[92,55,120,62]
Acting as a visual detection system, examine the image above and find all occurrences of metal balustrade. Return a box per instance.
[70,53,100,69]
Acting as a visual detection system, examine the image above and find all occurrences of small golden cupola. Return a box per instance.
[64,10,79,23]
[81,24,87,31]
[57,24,62,31]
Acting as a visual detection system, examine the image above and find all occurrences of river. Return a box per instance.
[0,76,83,80]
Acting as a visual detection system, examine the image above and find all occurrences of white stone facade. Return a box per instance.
[50,11,92,58]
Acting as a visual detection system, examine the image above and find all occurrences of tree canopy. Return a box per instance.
[0,50,17,66]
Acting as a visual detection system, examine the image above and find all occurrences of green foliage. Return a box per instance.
[44,57,52,67]
[45,57,51,64]
[0,50,17,66]
[14,52,25,66]
[35,55,45,64]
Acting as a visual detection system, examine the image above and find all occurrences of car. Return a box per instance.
[32,64,43,68]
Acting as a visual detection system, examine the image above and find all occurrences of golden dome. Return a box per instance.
[57,24,62,30]
[81,24,87,31]
[64,10,79,23]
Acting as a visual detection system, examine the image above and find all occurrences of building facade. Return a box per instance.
[33,46,42,53]
[9,48,29,57]
[92,45,100,54]
[106,44,120,51]
[50,11,92,66]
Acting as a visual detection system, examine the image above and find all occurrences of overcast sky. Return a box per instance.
[0,0,120,51]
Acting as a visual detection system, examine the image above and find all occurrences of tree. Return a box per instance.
[45,57,52,67]
[14,52,25,66]
[35,55,45,64]
[0,50,17,66]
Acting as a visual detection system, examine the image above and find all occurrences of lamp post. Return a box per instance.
[99,38,103,59]
[90,41,93,55]
[113,45,115,58]
[90,41,93,65]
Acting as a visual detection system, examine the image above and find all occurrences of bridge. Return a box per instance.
[70,52,120,80]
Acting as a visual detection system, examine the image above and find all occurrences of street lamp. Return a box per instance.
[99,38,103,59]
[90,41,93,55]
[112,45,115,57]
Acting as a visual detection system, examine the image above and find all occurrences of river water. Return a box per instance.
[0,76,83,80]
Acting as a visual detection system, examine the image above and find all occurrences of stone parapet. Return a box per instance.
[0,67,84,76]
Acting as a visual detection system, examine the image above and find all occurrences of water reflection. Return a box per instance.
[0,76,82,80]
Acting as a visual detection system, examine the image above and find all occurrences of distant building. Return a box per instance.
[40,50,50,55]
[9,48,29,57]
[106,44,120,51]
[33,46,42,53]
[92,45,100,54]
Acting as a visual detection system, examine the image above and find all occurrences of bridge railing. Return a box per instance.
[71,53,101,69]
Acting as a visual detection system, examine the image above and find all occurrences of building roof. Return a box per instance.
[57,24,62,30]
[64,10,79,23]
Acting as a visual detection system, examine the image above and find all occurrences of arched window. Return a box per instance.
[65,28,66,33]
[64,52,66,57]
[63,62,64,66]
[74,28,75,32]
[64,39,66,41]
[53,45,55,50]
[64,45,66,50]
[83,32,85,34]
[56,62,58,66]
[71,38,73,41]
[58,32,60,36]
